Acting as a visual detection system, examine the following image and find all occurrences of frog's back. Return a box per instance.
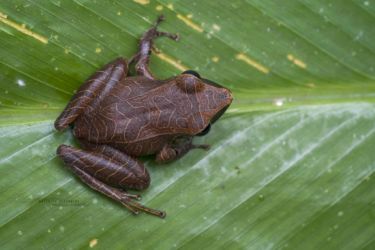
[73,77,200,154]
[73,76,159,141]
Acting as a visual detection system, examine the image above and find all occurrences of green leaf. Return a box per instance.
[0,1,374,249]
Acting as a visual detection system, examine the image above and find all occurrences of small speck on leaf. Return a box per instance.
[89,238,98,248]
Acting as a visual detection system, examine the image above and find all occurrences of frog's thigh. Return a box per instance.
[55,58,129,131]
[57,144,166,218]
[57,144,149,190]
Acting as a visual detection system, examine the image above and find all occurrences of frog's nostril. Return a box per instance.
[219,89,233,101]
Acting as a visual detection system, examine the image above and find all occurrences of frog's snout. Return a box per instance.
[219,87,233,104]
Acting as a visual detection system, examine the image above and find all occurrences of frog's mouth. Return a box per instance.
[196,103,230,136]
[196,124,211,136]
[201,78,232,124]
[211,104,230,124]
[192,76,232,137]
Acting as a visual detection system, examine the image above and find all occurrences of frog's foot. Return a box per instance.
[57,144,166,218]
[152,15,179,41]
[100,186,165,217]
[133,15,179,79]
[123,198,166,218]
[117,191,165,218]
[108,187,166,218]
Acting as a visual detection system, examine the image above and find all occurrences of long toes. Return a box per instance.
[193,144,211,151]
[123,193,141,201]
[156,31,179,41]
[119,201,140,215]
[129,201,166,218]
[174,34,180,41]
[120,195,165,218]
[156,14,165,24]
[171,33,180,41]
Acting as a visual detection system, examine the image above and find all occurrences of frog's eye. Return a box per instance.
[182,70,201,79]
[176,74,204,93]
[196,124,211,136]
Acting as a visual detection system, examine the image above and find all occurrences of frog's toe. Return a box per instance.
[121,192,141,201]
[128,201,166,218]
[118,195,165,218]
[193,144,211,151]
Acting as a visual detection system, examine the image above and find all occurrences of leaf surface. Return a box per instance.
[0,1,374,249]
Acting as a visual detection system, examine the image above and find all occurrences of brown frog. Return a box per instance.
[55,15,232,218]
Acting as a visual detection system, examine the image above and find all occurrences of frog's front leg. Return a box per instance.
[132,15,179,79]
[54,58,128,131]
[57,144,165,218]
[156,137,210,163]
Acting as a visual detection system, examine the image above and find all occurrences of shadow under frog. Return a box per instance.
[54,15,233,218]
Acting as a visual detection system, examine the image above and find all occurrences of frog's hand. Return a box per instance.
[54,58,128,131]
[56,144,166,218]
[133,15,179,80]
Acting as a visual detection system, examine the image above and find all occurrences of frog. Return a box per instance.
[54,15,233,218]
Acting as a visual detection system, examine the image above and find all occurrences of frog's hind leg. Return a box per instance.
[132,15,179,79]
[56,144,166,218]
[54,58,128,131]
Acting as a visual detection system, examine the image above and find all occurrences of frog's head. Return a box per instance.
[175,70,233,136]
